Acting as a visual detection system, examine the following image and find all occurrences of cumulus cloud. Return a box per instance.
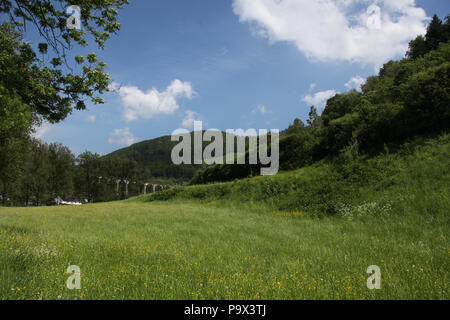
[108,128,138,147]
[232,0,428,67]
[302,90,337,109]
[252,105,271,115]
[181,110,201,129]
[345,76,366,91]
[114,80,195,122]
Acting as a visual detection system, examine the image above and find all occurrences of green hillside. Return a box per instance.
[137,133,450,218]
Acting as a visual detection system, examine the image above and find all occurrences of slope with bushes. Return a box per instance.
[138,134,450,219]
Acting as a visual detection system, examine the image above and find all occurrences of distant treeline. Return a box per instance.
[190,15,450,185]
[0,131,243,206]
[0,140,177,206]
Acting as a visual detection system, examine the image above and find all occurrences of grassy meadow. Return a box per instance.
[0,135,449,300]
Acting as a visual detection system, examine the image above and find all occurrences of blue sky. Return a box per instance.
[33,0,449,155]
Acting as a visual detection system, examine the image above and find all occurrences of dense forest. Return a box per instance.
[190,15,450,185]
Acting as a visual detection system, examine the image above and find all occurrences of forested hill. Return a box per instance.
[103,131,242,182]
[104,135,200,182]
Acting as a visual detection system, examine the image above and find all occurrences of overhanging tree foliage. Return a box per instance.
[0,1,128,205]
[0,0,129,122]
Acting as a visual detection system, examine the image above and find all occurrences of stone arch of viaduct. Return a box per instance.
[101,178,172,195]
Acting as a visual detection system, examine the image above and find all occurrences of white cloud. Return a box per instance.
[345,76,366,91]
[87,115,96,123]
[115,80,195,122]
[302,90,337,109]
[232,0,428,67]
[309,83,317,92]
[252,105,270,115]
[181,110,201,129]
[302,76,365,110]
[32,122,51,139]
[108,128,138,147]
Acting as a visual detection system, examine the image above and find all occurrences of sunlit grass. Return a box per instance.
[0,200,448,300]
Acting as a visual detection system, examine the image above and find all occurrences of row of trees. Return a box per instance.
[0,136,157,206]
[190,15,450,185]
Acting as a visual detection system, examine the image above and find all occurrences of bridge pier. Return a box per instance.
[124,180,130,195]
[143,183,150,194]
[115,179,121,194]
